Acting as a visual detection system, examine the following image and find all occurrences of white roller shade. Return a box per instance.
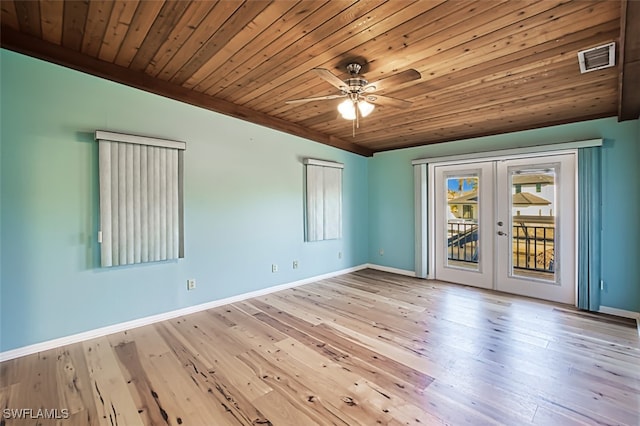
[304,159,343,242]
[96,131,185,267]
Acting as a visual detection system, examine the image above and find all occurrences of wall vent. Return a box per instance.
[577,42,616,73]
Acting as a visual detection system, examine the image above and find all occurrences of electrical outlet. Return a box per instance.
[379,248,384,256]
[187,279,196,291]
[600,280,605,291]
[272,264,278,273]
[293,260,299,269]
[338,251,342,259]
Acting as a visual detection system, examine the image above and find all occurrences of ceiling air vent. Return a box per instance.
[577,42,615,73]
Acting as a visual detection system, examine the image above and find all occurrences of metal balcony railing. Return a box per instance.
[447,222,478,263]
[512,224,555,272]
[447,222,555,273]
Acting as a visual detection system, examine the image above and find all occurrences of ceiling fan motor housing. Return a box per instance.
[343,63,369,94]
[344,77,368,93]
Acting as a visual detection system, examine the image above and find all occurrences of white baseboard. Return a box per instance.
[598,306,640,336]
[0,264,369,362]
[598,306,640,319]
[366,263,416,277]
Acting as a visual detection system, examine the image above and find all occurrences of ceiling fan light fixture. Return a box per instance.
[358,100,375,117]
[338,99,356,120]
[338,99,375,120]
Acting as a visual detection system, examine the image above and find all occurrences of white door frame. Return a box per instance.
[425,149,579,305]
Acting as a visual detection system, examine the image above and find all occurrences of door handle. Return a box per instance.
[497,231,508,236]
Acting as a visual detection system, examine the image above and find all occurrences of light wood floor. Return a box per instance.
[1,269,639,425]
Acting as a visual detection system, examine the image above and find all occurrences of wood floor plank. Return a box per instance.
[531,405,592,426]
[82,337,144,425]
[54,345,99,423]
[249,302,436,392]
[315,279,426,313]
[155,322,272,425]
[256,293,325,325]
[219,305,289,349]
[143,348,240,425]
[160,317,274,401]
[425,379,538,424]
[277,338,441,425]
[251,389,328,426]
[252,307,429,392]
[237,347,361,425]
[174,311,256,357]
[1,269,638,425]
[111,340,174,425]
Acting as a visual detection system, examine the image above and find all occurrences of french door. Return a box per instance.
[432,153,576,304]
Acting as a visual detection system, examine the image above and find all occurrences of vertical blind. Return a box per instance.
[413,163,428,278]
[96,131,186,267]
[577,146,602,311]
[304,159,343,242]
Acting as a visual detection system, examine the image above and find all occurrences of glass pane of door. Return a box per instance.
[510,168,556,282]
[446,175,479,270]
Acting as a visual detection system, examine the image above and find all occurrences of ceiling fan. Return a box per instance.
[286,63,421,136]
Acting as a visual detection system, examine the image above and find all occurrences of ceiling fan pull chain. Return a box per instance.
[352,114,356,138]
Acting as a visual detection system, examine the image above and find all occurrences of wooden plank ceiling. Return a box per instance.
[1,0,638,156]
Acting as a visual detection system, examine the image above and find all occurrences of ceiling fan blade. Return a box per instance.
[363,69,421,92]
[313,68,348,90]
[285,94,345,104]
[365,94,413,109]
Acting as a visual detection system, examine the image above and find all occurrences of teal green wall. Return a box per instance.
[0,50,369,352]
[369,117,640,312]
[600,118,640,311]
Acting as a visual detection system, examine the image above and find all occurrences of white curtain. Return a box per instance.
[305,159,343,241]
[97,131,185,267]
